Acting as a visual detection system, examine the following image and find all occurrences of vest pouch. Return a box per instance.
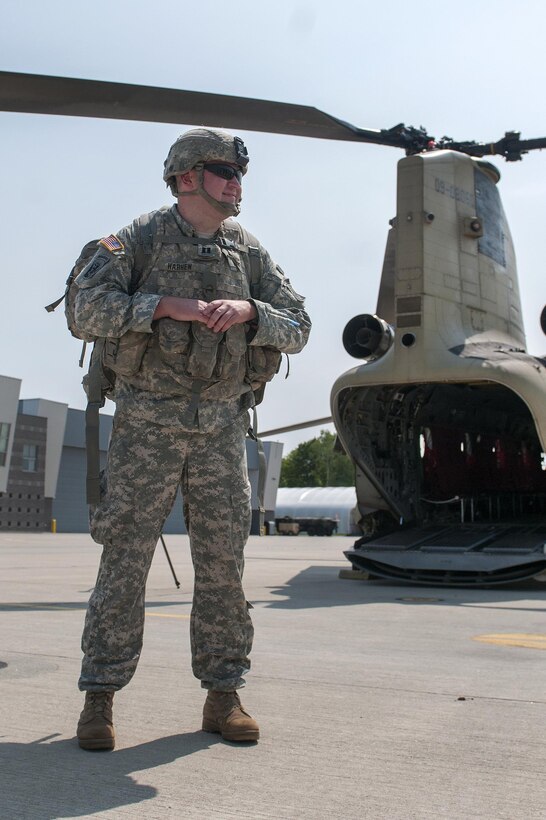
[187,322,222,380]
[103,331,150,377]
[158,318,191,354]
[247,346,282,387]
[214,324,247,381]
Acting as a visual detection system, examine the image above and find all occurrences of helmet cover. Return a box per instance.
[163,128,249,195]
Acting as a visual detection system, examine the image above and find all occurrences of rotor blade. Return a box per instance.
[5,73,543,160]
[516,137,546,152]
[259,417,333,437]
[443,132,546,161]
[0,71,380,143]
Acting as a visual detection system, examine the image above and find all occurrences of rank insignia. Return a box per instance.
[99,234,124,253]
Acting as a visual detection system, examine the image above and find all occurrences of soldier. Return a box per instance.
[74,128,311,750]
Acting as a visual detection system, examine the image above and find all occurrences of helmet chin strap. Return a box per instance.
[177,164,241,217]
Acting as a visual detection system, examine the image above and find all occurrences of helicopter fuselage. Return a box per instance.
[332,150,546,585]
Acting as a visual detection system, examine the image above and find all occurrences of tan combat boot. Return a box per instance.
[202,690,259,742]
[77,691,115,750]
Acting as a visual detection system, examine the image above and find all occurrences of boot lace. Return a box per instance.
[86,692,113,717]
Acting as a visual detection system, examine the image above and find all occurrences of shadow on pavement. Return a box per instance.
[256,564,546,609]
[3,571,544,615]
[0,731,218,819]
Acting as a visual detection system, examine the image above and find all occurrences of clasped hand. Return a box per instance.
[201,299,257,332]
[154,296,257,333]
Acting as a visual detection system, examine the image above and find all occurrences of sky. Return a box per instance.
[1,0,545,453]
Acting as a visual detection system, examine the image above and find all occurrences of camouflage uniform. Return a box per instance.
[74,204,311,693]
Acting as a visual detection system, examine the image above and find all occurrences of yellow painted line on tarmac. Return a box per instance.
[473,633,546,650]
[0,603,80,611]
[1,603,189,619]
[146,611,190,619]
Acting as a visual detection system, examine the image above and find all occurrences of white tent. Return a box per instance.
[275,487,359,535]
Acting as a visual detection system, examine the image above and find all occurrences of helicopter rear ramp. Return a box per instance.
[346,523,546,586]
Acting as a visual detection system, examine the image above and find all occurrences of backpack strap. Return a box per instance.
[244,242,262,296]
[222,219,263,295]
[85,339,106,505]
[85,214,158,505]
[247,409,267,535]
[240,229,262,293]
[130,211,157,291]
[44,292,67,313]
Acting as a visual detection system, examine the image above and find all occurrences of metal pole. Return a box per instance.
[159,534,180,588]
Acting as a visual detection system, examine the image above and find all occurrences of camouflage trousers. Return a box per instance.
[78,409,253,693]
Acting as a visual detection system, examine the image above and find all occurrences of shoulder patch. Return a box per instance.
[99,234,125,254]
[80,254,110,280]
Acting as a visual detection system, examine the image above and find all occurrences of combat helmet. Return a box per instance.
[163,128,249,217]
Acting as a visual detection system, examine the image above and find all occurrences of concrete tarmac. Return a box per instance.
[1,532,545,820]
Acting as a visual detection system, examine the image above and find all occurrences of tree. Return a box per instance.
[279,430,354,487]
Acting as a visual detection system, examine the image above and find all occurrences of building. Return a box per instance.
[0,374,282,534]
[0,377,66,531]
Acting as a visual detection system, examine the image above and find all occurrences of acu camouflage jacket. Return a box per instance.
[73,205,311,430]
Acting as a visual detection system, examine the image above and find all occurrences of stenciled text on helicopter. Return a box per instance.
[434,177,473,206]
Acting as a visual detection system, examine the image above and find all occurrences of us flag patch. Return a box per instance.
[99,234,124,253]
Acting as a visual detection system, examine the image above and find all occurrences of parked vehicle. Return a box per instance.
[275,516,338,536]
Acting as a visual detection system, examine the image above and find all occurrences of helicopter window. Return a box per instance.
[474,168,506,267]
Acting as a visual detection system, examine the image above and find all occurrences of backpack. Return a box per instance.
[45,214,157,505]
[46,215,156,346]
[46,212,271,512]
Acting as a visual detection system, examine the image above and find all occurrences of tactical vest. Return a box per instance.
[49,207,279,509]
[102,209,281,404]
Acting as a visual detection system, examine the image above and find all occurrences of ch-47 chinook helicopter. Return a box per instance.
[2,71,546,586]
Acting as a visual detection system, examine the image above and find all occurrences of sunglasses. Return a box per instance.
[203,163,243,183]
